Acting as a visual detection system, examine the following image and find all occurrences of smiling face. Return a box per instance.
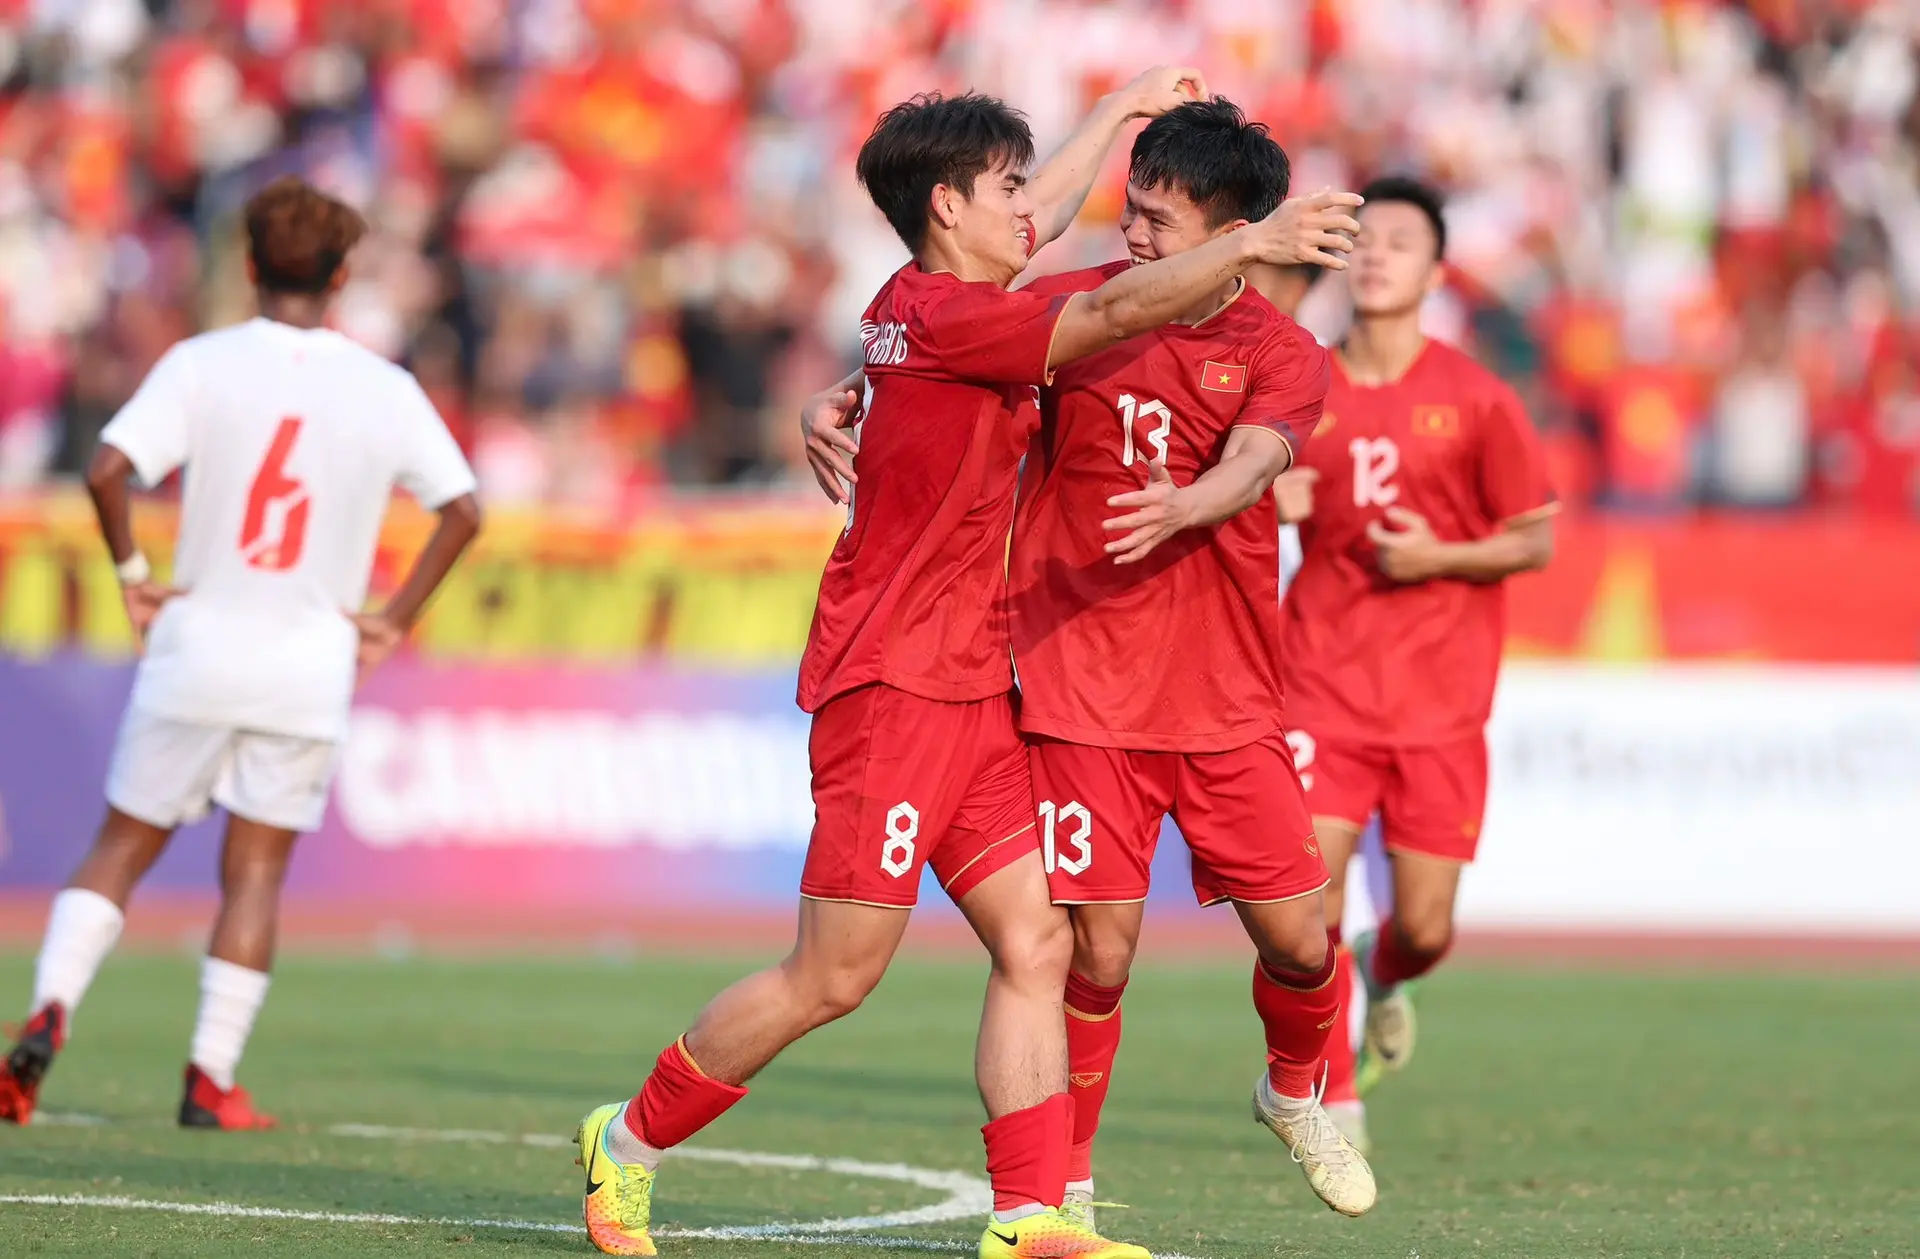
[1119,180,1245,265]
[937,155,1037,284]
[1347,199,1444,317]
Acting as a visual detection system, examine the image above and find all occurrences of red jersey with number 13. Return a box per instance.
[1281,339,1558,746]
[1010,262,1329,752]
[798,263,1074,713]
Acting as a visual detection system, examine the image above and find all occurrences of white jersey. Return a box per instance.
[101,318,476,742]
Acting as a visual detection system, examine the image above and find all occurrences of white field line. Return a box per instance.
[17,1115,1211,1258]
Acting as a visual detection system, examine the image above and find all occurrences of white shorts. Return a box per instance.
[106,709,339,834]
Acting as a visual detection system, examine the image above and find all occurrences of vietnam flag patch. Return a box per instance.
[1200,360,1247,392]
[1412,404,1461,437]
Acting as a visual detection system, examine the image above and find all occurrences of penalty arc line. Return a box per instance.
[23,1116,1213,1258]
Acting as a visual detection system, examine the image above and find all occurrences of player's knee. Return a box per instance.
[799,963,882,1027]
[1395,912,1453,960]
[991,910,1073,993]
[1260,928,1328,976]
[1069,926,1137,989]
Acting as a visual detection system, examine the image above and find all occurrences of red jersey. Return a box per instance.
[1010,263,1330,752]
[798,263,1073,713]
[1282,340,1557,745]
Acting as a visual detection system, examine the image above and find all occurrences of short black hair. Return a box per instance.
[856,92,1035,253]
[1128,98,1290,229]
[1357,175,1447,260]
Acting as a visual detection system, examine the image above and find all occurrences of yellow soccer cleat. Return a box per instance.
[978,1206,1151,1258]
[574,1103,658,1256]
[1352,929,1418,1081]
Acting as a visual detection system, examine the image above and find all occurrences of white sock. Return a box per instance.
[189,957,271,1091]
[992,1203,1050,1224]
[1065,1178,1096,1197]
[603,1101,666,1171]
[31,889,126,1018]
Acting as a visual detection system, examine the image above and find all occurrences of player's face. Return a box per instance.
[947,157,1036,282]
[1348,200,1442,317]
[1120,181,1240,264]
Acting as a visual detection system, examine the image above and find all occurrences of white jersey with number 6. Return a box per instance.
[100,318,476,742]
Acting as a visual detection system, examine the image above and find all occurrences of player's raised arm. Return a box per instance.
[1025,66,1206,251]
[1048,189,1363,369]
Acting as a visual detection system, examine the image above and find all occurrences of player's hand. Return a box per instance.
[1119,66,1207,119]
[349,611,405,687]
[1248,188,1364,270]
[1273,467,1319,524]
[121,581,181,654]
[1367,506,1446,582]
[1102,460,1193,565]
[801,387,861,505]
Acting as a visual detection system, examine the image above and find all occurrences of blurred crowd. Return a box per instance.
[0,0,1916,514]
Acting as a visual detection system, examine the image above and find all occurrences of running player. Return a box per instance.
[1278,176,1557,1139]
[577,79,1353,1259]
[0,177,482,1129]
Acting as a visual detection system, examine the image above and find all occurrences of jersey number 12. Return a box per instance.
[1350,436,1400,508]
[238,417,311,571]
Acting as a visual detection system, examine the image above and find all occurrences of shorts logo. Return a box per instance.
[1412,404,1460,438]
[1461,820,1480,838]
[1038,801,1092,876]
[1304,838,1320,858]
[1069,1072,1105,1089]
[881,802,920,878]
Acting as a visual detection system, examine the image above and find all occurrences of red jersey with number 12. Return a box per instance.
[1010,262,1330,752]
[798,263,1073,713]
[1281,340,1558,745]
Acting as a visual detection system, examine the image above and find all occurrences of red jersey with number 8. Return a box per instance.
[1009,263,1330,752]
[1281,340,1558,746]
[798,263,1075,713]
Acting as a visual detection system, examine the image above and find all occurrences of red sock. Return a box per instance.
[1323,946,1359,1104]
[1251,936,1340,1099]
[624,1038,749,1150]
[982,1092,1070,1212]
[1371,915,1449,988]
[1063,972,1126,1183]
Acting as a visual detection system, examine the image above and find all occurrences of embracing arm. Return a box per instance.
[1101,428,1295,565]
[1026,67,1205,250]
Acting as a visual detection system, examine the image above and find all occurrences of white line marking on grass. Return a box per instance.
[329,1122,991,1234]
[17,1117,1211,1258]
[0,1195,972,1251]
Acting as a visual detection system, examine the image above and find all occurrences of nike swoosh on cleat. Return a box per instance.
[987,1227,1019,1246]
[584,1133,606,1197]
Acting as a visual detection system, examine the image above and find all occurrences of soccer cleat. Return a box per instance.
[0,1003,67,1125]
[575,1102,658,1256]
[178,1064,278,1130]
[1325,1099,1371,1156]
[1251,1071,1378,1217]
[1352,929,1417,1082]
[977,1206,1151,1258]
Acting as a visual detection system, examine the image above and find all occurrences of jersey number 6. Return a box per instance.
[238,416,311,571]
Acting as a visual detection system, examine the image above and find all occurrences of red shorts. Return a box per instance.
[800,685,1038,909]
[1287,727,1488,862]
[1028,730,1326,908]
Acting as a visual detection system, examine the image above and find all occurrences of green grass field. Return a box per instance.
[2,951,1916,1258]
